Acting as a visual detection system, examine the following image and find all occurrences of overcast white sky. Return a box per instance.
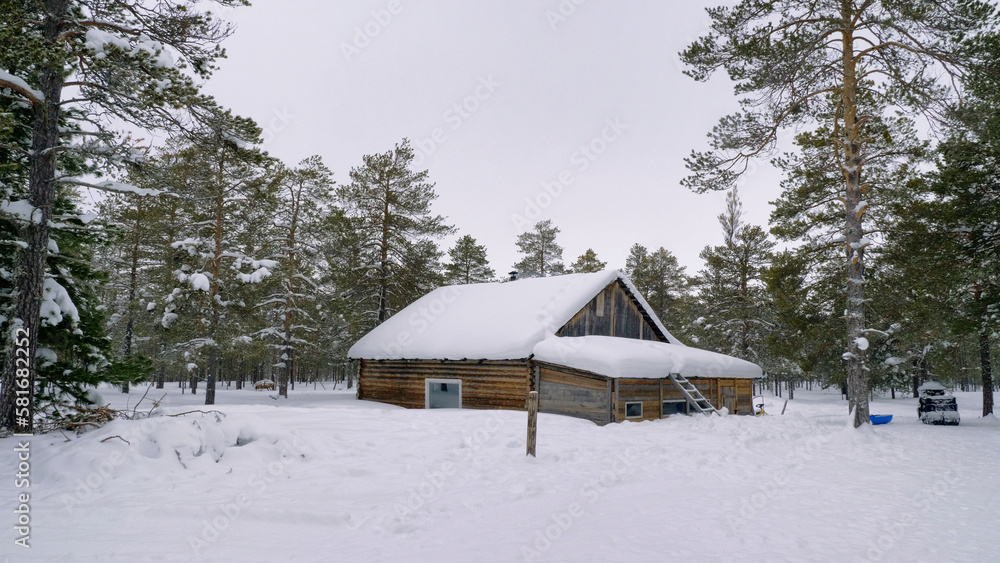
[203,0,783,276]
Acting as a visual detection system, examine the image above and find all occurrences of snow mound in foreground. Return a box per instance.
[127,413,303,468]
[47,411,307,493]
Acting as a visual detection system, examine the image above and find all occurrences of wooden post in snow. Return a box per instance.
[526,391,538,457]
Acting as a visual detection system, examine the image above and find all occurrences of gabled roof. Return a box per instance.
[532,335,762,379]
[348,269,680,360]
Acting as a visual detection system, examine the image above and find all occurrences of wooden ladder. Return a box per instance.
[667,373,719,416]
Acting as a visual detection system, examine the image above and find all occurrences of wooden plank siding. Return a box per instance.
[698,377,754,416]
[534,362,613,425]
[616,378,661,422]
[361,360,759,425]
[556,281,667,342]
[357,360,531,410]
[357,359,755,421]
[616,377,754,421]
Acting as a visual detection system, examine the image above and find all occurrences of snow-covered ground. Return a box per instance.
[3,383,998,562]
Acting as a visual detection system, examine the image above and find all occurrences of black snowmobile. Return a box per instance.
[917,381,960,426]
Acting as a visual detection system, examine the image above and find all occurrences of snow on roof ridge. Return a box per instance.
[349,269,678,360]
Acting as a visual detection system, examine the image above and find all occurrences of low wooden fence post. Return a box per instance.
[526,391,538,457]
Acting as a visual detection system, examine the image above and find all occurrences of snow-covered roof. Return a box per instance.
[532,335,762,380]
[348,269,680,360]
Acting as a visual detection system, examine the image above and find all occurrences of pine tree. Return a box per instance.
[624,244,691,334]
[929,137,998,417]
[1,182,151,426]
[256,156,336,397]
[762,250,844,387]
[513,220,564,278]
[771,104,931,396]
[445,235,495,284]
[624,243,649,281]
[884,40,1000,414]
[337,139,452,328]
[694,190,774,364]
[646,248,692,331]
[95,191,166,393]
[157,115,278,405]
[569,249,606,273]
[0,0,248,430]
[131,162,195,391]
[680,1,997,426]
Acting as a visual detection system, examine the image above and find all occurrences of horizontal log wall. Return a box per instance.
[357,360,756,419]
[617,378,662,422]
[535,362,612,425]
[617,377,755,420]
[358,359,531,410]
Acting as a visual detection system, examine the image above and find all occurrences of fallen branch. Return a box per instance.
[125,384,153,413]
[166,410,226,418]
[37,401,118,433]
[101,435,131,445]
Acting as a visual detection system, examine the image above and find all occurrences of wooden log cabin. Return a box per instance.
[349,270,760,424]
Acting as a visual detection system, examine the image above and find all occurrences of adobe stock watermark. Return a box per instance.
[340,1,404,63]
[12,325,32,549]
[60,449,130,514]
[189,435,308,557]
[669,16,714,76]
[412,75,502,167]
[260,106,295,147]
[545,0,589,30]
[511,117,626,231]
[726,430,833,532]
[379,285,465,357]
[734,156,764,191]
[521,448,636,561]
[391,411,506,525]
[534,276,597,338]
[857,465,963,563]
[13,440,31,549]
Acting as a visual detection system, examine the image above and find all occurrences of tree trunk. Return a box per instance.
[278,337,291,398]
[278,227,295,398]
[841,4,870,427]
[205,347,217,405]
[0,1,67,431]
[205,186,224,405]
[377,179,391,324]
[121,199,144,394]
[981,330,994,417]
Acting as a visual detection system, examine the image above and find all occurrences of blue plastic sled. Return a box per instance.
[870,414,893,425]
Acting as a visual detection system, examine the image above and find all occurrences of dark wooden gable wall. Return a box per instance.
[556,280,667,342]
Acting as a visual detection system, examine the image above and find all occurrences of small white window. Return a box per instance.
[625,402,642,418]
[425,378,462,409]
